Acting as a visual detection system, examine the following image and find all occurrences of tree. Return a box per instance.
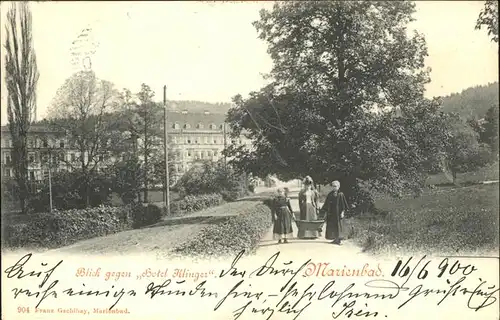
[441,115,492,184]
[47,71,121,206]
[226,1,436,206]
[476,0,499,43]
[4,2,40,214]
[482,105,499,156]
[176,160,250,201]
[112,157,143,205]
[150,150,178,190]
[117,84,164,202]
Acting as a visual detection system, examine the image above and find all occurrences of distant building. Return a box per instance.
[164,107,253,182]
[0,108,263,186]
[1,125,72,182]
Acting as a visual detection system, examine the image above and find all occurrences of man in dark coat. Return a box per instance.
[320,180,348,245]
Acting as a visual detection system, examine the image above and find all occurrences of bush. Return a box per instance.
[170,193,224,215]
[29,170,114,213]
[132,204,162,228]
[173,201,272,257]
[176,161,251,201]
[2,205,133,249]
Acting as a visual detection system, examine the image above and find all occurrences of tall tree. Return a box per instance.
[226,1,442,206]
[47,71,121,206]
[118,84,163,203]
[137,84,157,202]
[4,2,40,213]
[476,0,499,43]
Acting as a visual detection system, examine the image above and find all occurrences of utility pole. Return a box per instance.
[44,151,53,213]
[163,85,171,215]
[48,163,53,213]
[223,122,227,170]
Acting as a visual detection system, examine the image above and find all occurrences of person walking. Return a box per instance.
[321,180,349,245]
[272,188,295,244]
[297,176,321,239]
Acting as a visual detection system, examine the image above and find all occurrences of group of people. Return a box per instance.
[271,176,349,245]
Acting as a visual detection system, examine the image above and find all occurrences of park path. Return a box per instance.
[254,185,377,265]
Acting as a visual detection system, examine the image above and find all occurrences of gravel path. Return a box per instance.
[46,201,259,256]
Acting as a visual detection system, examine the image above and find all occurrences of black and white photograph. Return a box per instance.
[1,1,498,319]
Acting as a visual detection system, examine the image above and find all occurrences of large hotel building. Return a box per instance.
[1,105,258,185]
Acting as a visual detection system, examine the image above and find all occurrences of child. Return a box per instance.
[272,188,294,244]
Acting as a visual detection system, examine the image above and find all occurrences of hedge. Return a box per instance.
[2,205,133,249]
[170,193,224,215]
[132,204,163,228]
[173,200,272,258]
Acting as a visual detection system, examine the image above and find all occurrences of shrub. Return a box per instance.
[29,170,114,213]
[173,201,272,257]
[3,205,133,249]
[176,160,251,201]
[132,204,163,228]
[248,184,255,193]
[170,193,224,215]
[112,157,142,205]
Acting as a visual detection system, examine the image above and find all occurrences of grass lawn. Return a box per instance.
[425,162,499,186]
[344,183,499,255]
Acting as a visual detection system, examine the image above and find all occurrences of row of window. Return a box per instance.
[172,123,225,130]
[2,151,108,165]
[170,136,243,145]
[182,150,219,159]
[1,138,66,149]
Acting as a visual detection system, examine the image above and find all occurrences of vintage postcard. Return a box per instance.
[1,1,499,319]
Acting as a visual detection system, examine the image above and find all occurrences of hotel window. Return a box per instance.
[3,168,11,177]
[194,137,199,144]
[29,153,35,163]
[204,136,209,144]
[27,138,34,148]
[208,151,213,157]
[9,139,13,147]
[4,152,12,164]
[173,123,180,129]
[219,124,224,130]
[29,170,35,181]
[71,154,76,162]
[210,123,216,130]
[214,150,218,157]
[184,123,191,129]
[43,139,48,148]
[59,140,65,148]
[187,151,192,157]
[172,136,178,144]
[213,138,218,144]
[187,137,192,144]
[197,123,204,129]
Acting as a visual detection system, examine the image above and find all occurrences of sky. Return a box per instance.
[0,1,498,125]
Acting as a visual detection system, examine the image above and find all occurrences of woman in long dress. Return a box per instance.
[272,188,294,244]
[321,180,349,245]
[297,176,321,239]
